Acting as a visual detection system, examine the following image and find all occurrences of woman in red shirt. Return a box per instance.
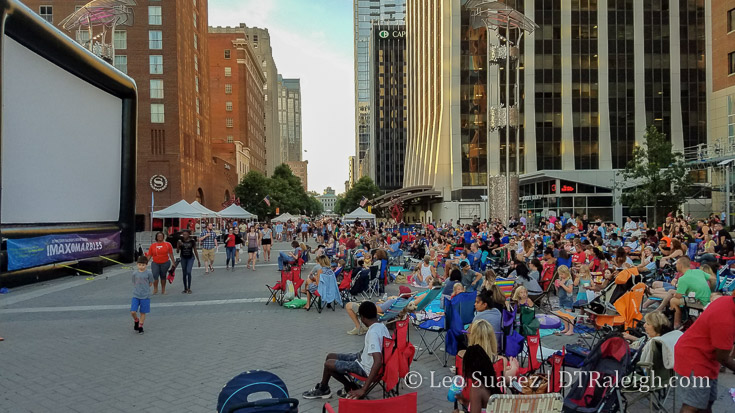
[146,232,175,295]
[225,228,237,270]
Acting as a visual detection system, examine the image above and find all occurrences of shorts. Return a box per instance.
[308,283,319,294]
[248,247,258,253]
[151,261,171,280]
[262,239,271,245]
[130,297,151,314]
[202,248,215,262]
[334,353,367,377]
[677,373,717,410]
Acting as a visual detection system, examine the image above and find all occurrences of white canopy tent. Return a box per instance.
[190,200,219,217]
[152,200,205,219]
[343,207,376,223]
[218,204,256,219]
[272,213,296,223]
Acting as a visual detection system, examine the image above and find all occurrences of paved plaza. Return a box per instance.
[1,240,734,412]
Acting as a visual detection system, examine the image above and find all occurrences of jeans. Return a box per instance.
[180,256,194,290]
[226,247,236,267]
[278,251,294,270]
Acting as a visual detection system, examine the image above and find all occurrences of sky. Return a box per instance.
[209,0,355,195]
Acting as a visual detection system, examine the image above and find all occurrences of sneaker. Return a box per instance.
[182,290,188,294]
[347,327,360,335]
[138,326,144,334]
[336,388,350,398]
[187,289,192,294]
[358,326,368,335]
[134,320,139,331]
[302,386,331,399]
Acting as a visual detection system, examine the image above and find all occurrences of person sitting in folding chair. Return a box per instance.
[344,286,413,335]
[302,301,391,400]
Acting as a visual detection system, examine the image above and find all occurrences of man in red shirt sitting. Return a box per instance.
[674,294,735,412]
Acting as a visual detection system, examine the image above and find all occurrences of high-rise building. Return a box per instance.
[348,156,357,189]
[238,24,282,176]
[710,1,735,147]
[285,160,308,191]
[354,0,406,178]
[401,0,709,223]
[369,25,407,191]
[22,0,224,228]
[277,76,302,162]
[208,26,267,175]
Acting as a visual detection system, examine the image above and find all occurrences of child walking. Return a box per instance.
[131,256,154,334]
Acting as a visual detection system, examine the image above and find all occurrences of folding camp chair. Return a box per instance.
[265,268,303,306]
[621,338,677,413]
[322,392,417,413]
[444,291,478,367]
[307,270,342,314]
[532,269,558,312]
[338,269,353,306]
[412,289,470,366]
[379,298,410,322]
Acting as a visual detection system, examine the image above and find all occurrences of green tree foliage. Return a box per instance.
[618,125,692,225]
[335,177,381,215]
[234,164,323,219]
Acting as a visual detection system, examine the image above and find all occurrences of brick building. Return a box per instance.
[22,0,236,229]
[285,161,308,192]
[710,1,735,145]
[208,26,267,176]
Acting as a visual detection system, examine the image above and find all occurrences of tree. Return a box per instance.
[335,176,381,215]
[618,125,692,226]
[234,171,272,218]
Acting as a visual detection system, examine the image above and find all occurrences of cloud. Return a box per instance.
[208,0,354,194]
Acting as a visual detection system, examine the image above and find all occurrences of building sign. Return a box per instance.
[149,174,168,192]
[520,195,542,202]
[551,184,575,193]
[7,231,121,271]
[378,30,406,39]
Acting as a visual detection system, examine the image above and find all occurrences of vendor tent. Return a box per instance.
[218,204,256,219]
[191,201,219,217]
[152,200,205,219]
[272,213,296,223]
[343,207,376,223]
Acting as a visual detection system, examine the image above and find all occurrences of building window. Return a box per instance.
[196,98,200,114]
[194,55,198,72]
[196,119,201,136]
[225,84,232,94]
[150,79,164,99]
[148,6,162,25]
[39,6,52,23]
[149,30,162,49]
[226,101,233,111]
[227,135,234,143]
[193,33,198,50]
[113,55,127,74]
[224,49,231,59]
[113,31,127,49]
[730,52,735,75]
[225,67,232,77]
[729,8,735,33]
[195,76,199,93]
[149,55,163,74]
[151,104,165,123]
[226,118,234,128]
[193,12,197,28]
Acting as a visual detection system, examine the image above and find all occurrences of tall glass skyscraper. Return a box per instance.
[354,0,405,177]
[403,0,709,223]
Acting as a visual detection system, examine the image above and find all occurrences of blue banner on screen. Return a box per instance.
[7,232,121,271]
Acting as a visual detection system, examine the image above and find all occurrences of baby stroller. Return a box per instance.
[216,370,298,413]
[563,333,632,413]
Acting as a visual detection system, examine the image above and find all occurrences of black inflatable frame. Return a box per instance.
[0,0,137,284]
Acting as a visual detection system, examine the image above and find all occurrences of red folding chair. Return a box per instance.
[265,270,291,306]
[322,392,417,413]
[338,269,353,307]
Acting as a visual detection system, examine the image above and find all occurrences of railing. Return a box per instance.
[684,138,735,163]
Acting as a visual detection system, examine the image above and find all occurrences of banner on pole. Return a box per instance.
[7,231,122,271]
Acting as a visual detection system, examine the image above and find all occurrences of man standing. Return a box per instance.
[199,222,218,273]
[674,294,735,413]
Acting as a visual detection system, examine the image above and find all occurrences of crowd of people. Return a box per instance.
[128,211,735,412]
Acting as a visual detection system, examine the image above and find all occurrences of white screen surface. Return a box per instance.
[2,35,123,224]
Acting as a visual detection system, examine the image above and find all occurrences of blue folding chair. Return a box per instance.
[443,291,478,367]
[412,288,456,366]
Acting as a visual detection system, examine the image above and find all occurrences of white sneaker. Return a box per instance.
[358,326,368,335]
[347,327,360,335]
